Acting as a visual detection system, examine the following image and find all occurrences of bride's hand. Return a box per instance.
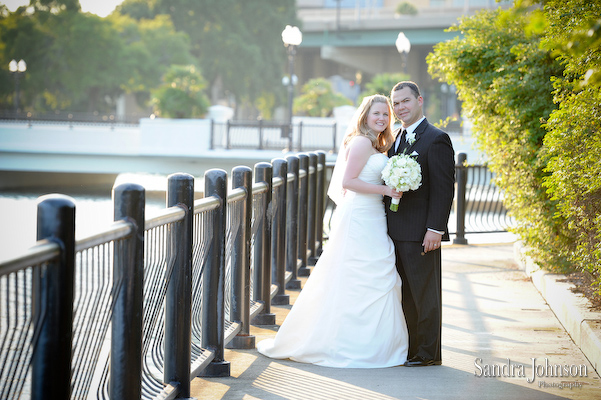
[386,187,403,199]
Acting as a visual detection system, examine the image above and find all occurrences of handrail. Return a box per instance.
[75,220,133,251]
[0,239,59,275]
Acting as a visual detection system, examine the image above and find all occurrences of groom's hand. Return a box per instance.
[422,230,442,253]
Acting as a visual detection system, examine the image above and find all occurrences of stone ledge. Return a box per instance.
[514,242,601,374]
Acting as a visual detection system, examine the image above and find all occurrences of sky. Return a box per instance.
[4,0,124,17]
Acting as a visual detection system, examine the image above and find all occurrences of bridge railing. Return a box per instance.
[0,151,327,400]
[210,119,340,153]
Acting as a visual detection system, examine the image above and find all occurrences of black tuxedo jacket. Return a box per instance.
[386,118,455,242]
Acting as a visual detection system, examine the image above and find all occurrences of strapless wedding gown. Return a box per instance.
[257,153,409,368]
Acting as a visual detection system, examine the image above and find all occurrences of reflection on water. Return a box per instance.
[0,173,207,260]
[0,188,166,260]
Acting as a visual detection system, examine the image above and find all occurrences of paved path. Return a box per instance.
[190,243,601,399]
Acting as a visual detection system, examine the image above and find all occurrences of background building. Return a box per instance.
[294,0,511,125]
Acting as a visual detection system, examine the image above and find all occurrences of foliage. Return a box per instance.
[115,0,156,20]
[428,7,572,271]
[395,2,418,16]
[255,92,276,120]
[358,72,409,103]
[293,78,352,117]
[0,5,196,113]
[151,65,210,118]
[539,0,601,285]
[0,8,130,112]
[120,0,297,115]
[31,0,81,13]
[107,13,195,108]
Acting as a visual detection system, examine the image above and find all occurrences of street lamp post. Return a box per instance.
[395,32,411,75]
[281,25,302,148]
[9,59,27,116]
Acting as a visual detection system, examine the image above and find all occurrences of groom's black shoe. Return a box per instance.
[403,356,441,367]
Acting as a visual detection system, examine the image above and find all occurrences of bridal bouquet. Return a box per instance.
[381,154,422,211]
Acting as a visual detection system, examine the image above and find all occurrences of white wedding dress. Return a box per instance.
[257,153,409,368]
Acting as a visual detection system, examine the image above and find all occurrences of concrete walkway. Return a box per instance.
[190,241,601,399]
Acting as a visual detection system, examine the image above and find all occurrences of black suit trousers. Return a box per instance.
[393,239,442,362]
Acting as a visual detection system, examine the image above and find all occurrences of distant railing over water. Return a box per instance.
[0,109,145,126]
[0,151,327,400]
[209,119,340,153]
[0,112,341,153]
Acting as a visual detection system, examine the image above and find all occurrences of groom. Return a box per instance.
[386,81,455,367]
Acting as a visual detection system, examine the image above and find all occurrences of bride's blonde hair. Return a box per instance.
[343,94,394,153]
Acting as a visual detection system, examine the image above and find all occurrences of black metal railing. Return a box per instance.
[0,151,328,400]
[210,119,340,153]
[0,110,144,126]
[452,152,514,243]
[322,152,514,244]
[0,148,511,399]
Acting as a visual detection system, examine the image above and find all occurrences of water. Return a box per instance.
[0,186,167,260]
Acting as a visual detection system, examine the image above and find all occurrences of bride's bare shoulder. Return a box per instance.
[347,135,375,153]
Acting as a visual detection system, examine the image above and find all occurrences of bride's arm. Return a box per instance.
[342,136,400,198]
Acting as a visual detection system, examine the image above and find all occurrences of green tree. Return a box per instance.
[31,0,81,13]
[119,0,297,115]
[0,7,46,109]
[107,13,195,109]
[293,78,352,117]
[358,72,409,102]
[428,7,570,270]
[1,7,131,112]
[0,4,197,113]
[395,2,418,16]
[115,0,156,20]
[43,11,130,111]
[538,0,601,284]
[151,64,210,118]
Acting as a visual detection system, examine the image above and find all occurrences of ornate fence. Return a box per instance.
[0,151,327,400]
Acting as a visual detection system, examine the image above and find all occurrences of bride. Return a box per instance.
[256,94,409,368]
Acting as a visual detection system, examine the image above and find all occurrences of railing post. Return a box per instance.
[258,118,264,150]
[32,195,76,400]
[297,153,310,276]
[226,120,231,150]
[285,155,301,289]
[164,173,194,396]
[298,120,303,151]
[332,122,338,153]
[315,151,327,256]
[271,158,290,305]
[454,152,468,245]
[200,169,231,377]
[210,119,215,150]
[307,152,318,265]
[251,162,276,325]
[110,184,145,399]
[226,166,256,349]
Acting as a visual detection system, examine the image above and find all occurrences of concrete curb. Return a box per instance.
[513,241,601,374]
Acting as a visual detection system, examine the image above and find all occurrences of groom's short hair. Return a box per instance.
[392,81,421,99]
